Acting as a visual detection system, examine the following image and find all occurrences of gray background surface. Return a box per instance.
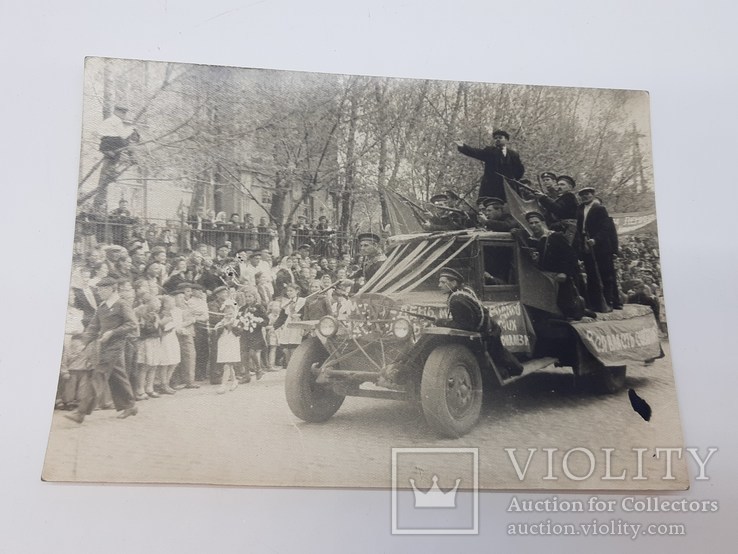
[1,1,736,552]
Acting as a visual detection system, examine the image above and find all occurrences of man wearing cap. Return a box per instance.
[436,267,523,378]
[423,192,474,231]
[522,213,590,320]
[455,130,525,201]
[539,172,558,198]
[533,175,578,229]
[576,188,622,312]
[355,233,387,283]
[172,284,200,389]
[533,174,579,248]
[65,277,138,423]
[423,193,454,231]
[479,197,521,232]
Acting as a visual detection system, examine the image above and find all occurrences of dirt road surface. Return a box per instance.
[43,344,686,491]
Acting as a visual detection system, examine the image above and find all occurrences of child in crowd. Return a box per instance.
[302,280,332,321]
[135,294,161,399]
[276,282,306,367]
[255,271,273,310]
[157,294,181,394]
[237,289,266,382]
[264,300,282,370]
[56,290,87,410]
[58,336,87,410]
[215,299,241,393]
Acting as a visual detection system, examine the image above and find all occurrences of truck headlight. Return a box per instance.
[392,318,411,339]
[318,316,338,337]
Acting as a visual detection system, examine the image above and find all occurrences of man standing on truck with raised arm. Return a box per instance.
[455,129,525,201]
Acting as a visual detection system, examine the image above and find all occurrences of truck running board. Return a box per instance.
[501,356,559,385]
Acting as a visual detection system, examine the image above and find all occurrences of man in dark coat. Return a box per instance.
[65,277,138,423]
[524,213,590,320]
[534,175,578,224]
[435,267,523,377]
[479,197,521,232]
[456,130,525,200]
[576,187,622,312]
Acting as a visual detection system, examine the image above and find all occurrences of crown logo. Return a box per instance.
[409,475,461,508]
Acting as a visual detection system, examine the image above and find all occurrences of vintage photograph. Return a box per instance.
[43,57,685,489]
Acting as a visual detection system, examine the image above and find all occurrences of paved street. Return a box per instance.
[43,343,686,490]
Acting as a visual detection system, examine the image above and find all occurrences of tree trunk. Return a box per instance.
[374,80,390,227]
[435,82,465,189]
[339,89,359,237]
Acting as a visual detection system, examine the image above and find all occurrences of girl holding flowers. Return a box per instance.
[237,289,267,382]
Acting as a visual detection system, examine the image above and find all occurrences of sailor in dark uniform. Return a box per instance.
[422,193,472,231]
[435,267,523,377]
[355,232,387,283]
[533,174,579,244]
[523,212,591,320]
[479,197,521,232]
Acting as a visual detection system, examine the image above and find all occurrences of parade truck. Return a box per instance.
[284,229,662,438]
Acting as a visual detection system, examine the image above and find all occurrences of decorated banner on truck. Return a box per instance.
[486,301,536,355]
[569,305,661,366]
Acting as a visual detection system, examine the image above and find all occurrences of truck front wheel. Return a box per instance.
[285,338,345,422]
[420,344,483,438]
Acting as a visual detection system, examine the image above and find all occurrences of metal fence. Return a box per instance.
[72,214,355,260]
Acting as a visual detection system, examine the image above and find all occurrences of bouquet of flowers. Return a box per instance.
[237,310,264,333]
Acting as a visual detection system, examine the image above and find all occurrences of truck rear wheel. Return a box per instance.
[420,344,483,438]
[576,342,627,394]
[285,338,345,422]
[591,365,627,394]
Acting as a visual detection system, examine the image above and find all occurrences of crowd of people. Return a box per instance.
[57,230,385,422]
[76,199,347,262]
